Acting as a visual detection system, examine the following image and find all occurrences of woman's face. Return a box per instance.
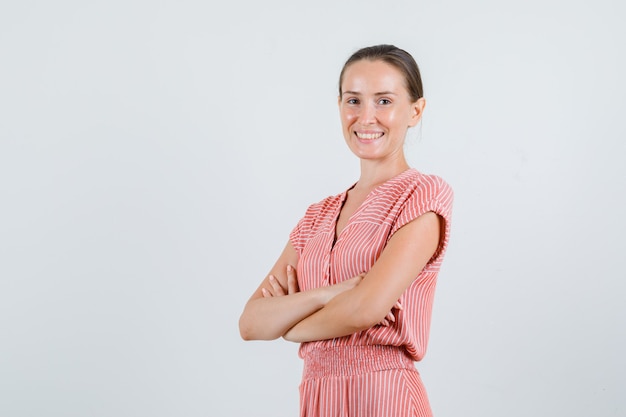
[339,59,424,163]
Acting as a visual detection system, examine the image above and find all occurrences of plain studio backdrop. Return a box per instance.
[1,1,624,416]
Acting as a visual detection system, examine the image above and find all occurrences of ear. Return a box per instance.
[408,97,426,127]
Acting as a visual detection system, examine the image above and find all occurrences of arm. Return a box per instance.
[238,241,361,341]
[283,211,442,343]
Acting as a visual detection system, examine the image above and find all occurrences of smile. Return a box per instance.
[355,132,384,140]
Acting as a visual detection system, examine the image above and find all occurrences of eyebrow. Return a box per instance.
[341,90,398,96]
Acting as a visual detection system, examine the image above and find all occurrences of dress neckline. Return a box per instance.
[332,168,416,246]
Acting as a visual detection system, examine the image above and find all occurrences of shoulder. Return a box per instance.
[403,170,454,212]
[386,170,454,231]
[387,170,454,265]
[303,192,343,218]
[405,169,453,197]
[382,169,453,207]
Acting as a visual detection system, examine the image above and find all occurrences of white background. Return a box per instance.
[1,1,624,416]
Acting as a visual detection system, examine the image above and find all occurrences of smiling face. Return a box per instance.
[339,59,425,164]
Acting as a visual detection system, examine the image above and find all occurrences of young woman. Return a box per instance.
[239,44,453,417]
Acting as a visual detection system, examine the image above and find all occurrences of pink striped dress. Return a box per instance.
[289,168,453,417]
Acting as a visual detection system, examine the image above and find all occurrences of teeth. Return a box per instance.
[356,132,383,140]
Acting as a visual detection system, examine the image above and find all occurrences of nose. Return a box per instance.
[358,102,376,125]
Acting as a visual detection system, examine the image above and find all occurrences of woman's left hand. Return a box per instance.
[378,300,403,326]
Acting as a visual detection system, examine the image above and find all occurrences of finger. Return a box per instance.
[287,265,299,294]
[348,274,364,284]
[387,311,396,323]
[345,276,362,289]
[261,288,272,298]
[380,319,389,326]
[393,300,403,310]
[269,275,286,296]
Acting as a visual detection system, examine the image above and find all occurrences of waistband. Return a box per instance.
[302,345,415,380]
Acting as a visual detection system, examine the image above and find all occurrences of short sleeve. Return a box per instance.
[289,214,308,254]
[389,175,454,269]
[288,198,329,255]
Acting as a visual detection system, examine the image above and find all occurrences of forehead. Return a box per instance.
[341,60,407,93]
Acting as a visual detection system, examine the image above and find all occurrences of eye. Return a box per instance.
[378,98,392,105]
[346,98,359,105]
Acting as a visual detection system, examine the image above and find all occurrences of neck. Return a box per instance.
[354,157,410,191]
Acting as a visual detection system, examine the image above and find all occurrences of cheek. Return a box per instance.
[383,108,399,121]
[384,109,408,128]
[340,111,358,127]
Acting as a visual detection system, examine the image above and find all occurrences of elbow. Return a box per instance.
[238,314,254,341]
[239,327,252,341]
[239,303,261,341]
[239,314,276,341]
[240,332,254,341]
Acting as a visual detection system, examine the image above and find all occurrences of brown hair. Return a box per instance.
[338,44,424,102]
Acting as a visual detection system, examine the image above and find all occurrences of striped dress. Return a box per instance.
[289,168,453,417]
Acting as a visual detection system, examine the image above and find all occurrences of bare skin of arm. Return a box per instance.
[238,242,362,341]
[283,211,442,343]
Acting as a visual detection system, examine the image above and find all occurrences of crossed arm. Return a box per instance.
[238,211,442,342]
